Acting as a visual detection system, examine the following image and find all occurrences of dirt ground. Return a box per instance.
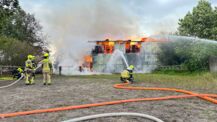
[0,75,217,122]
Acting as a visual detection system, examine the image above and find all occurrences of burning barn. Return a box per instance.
[82,37,161,73]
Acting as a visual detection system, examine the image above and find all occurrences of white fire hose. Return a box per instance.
[62,112,164,122]
[0,64,42,89]
[0,73,25,89]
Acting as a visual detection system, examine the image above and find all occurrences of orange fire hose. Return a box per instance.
[0,82,217,119]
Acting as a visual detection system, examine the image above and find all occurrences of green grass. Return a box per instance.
[153,70,207,76]
[135,72,217,91]
[1,72,217,92]
[70,72,217,92]
[0,76,13,80]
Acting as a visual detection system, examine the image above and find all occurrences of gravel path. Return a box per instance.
[0,75,216,122]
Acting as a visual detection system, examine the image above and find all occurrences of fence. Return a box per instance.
[157,65,187,71]
[0,65,20,75]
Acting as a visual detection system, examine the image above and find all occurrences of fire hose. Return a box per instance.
[62,112,164,122]
[0,64,41,89]
[0,74,24,89]
[0,82,217,119]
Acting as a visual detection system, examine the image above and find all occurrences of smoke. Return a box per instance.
[41,0,141,71]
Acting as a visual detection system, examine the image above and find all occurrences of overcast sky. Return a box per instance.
[19,0,217,37]
[20,0,217,35]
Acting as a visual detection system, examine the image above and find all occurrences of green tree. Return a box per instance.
[0,0,43,45]
[183,42,217,71]
[0,0,44,66]
[0,36,41,66]
[0,0,21,34]
[211,7,217,39]
[158,37,217,72]
[178,0,216,40]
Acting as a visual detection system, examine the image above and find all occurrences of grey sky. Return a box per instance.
[19,0,217,36]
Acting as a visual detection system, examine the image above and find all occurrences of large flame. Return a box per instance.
[96,39,115,54]
[81,55,93,71]
[81,36,164,71]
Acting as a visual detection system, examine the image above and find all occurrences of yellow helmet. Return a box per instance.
[17,68,23,72]
[129,65,134,69]
[44,53,49,57]
[27,55,33,60]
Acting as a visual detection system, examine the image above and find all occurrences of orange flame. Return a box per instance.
[84,55,93,63]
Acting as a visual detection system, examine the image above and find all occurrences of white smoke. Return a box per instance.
[21,0,182,74]
[41,0,142,73]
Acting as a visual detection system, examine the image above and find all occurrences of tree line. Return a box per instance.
[158,0,217,71]
[178,0,217,40]
[0,0,44,66]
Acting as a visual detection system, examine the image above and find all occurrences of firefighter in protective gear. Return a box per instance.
[25,55,35,85]
[120,65,134,83]
[13,67,24,79]
[41,53,53,85]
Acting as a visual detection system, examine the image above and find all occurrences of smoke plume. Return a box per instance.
[43,0,141,71]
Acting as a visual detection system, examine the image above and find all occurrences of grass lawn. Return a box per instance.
[71,71,217,92]
[0,76,13,81]
[1,71,217,92]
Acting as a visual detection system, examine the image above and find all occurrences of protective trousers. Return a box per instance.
[43,71,51,85]
[25,70,34,85]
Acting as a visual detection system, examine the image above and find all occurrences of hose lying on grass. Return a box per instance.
[114,83,217,104]
[0,82,217,119]
[61,112,164,122]
[0,74,24,89]
[0,65,41,89]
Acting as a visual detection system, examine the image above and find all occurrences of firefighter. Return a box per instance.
[120,65,134,83]
[41,53,53,85]
[13,67,24,79]
[25,55,34,85]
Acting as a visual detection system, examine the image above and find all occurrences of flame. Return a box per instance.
[94,36,164,55]
[141,37,166,42]
[125,41,131,52]
[84,55,93,63]
[136,43,142,48]
[82,55,93,71]
[130,41,136,45]
[141,37,148,42]
[108,41,114,46]
[126,36,141,41]
[82,36,165,72]
[96,39,115,54]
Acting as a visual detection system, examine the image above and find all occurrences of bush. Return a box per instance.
[157,37,217,71]
[0,36,42,66]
